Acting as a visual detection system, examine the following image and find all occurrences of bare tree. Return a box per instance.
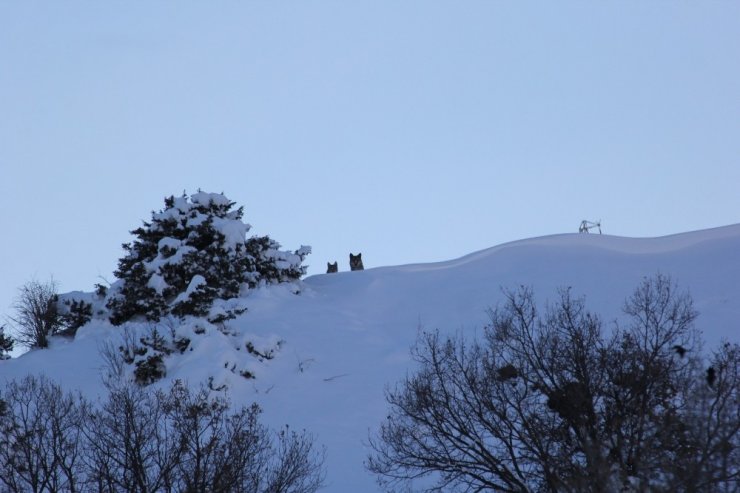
[81,380,326,493]
[164,380,325,493]
[82,383,179,493]
[0,375,86,493]
[0,376,326,493]
[8,279,64,349]
[262,425,326,493]
[166,381,256,493]
[367,275,740,492]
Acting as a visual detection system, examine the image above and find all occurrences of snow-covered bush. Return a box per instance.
[59,298,93,336]
[107,192,310,325]
[53,291,104,338]
[0,326,13,360]
[134,353,166,385]
[128,326,192,385]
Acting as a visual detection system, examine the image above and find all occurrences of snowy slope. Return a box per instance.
[2,225,740,492]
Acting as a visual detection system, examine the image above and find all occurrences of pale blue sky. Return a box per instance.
[1,2,739,318]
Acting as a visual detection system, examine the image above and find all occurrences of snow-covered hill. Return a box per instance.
[2,225,740,492]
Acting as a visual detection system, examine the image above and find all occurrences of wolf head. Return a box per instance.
[326,262,338,273]
[349,253,364,271]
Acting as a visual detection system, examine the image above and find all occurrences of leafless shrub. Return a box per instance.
[264,425,326,493]
[368,275,740,492]
[8,279,64,349]
[118,325,144,365]
[98,340,126,385]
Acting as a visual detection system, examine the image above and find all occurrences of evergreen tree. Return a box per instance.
[0,326,13,360]
[107,192,310,325]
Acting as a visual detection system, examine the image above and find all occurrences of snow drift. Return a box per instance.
[2,225,739,492]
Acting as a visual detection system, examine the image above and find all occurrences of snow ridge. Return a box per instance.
[2,224,739,492]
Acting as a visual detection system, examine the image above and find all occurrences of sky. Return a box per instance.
[1,1,739,322]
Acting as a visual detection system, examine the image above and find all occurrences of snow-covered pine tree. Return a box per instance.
[107,192,310,325]
[0,326,13,360]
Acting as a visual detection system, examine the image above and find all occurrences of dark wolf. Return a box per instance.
[349,253,364,271]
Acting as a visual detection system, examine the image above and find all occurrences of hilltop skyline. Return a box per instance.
[2,1,739,320]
